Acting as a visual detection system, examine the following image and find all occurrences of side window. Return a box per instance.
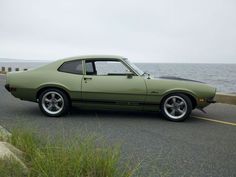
[58,60,83,75]
[85,61,96,75]
[95,61,131,75]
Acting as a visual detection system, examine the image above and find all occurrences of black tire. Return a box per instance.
[38,88,70,117]
[161,93,192,122]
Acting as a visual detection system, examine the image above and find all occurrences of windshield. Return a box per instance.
[123,58,144,75]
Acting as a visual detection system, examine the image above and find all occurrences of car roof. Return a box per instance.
[59,55,125,62]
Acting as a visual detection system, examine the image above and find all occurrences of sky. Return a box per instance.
[0,0,236,63]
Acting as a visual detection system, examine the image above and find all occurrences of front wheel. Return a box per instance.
[39,88,69,117]
[161,93,192,122]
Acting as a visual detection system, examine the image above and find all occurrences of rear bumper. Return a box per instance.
[5,84,10,92]
[5,84,17,92]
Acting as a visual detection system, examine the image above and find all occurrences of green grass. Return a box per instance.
[0,157,27,177]
[0,129,139,177]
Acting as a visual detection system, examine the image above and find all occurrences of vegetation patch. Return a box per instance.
[0,129,138,177]
[0,157,27,177]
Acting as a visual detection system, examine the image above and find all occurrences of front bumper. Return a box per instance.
[206,97,216,103]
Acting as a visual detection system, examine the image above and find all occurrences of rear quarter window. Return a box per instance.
[58,60,83,75]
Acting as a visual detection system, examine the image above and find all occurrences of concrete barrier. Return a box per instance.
[0,67,28,74]
[1,67,5,72]
[216,92,236,105]
[7,67,12,72]
[0,67,6,74]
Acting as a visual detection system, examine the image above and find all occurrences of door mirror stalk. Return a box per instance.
[126,72,134,79]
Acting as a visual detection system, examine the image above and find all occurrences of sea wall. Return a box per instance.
[215,93,236,105]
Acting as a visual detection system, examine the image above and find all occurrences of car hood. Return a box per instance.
[145,75,216,99]
[158,76,205,84]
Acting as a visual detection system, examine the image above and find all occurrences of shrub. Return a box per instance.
[0,129,138,177]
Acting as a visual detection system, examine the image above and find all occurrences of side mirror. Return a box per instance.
[126,72,134,79]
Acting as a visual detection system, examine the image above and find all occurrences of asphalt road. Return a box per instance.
[0,75,235,177]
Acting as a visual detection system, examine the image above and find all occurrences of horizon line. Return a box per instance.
[0,58,236,64]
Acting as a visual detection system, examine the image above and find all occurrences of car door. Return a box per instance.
[57,59,84,100]
[81,59,147,104]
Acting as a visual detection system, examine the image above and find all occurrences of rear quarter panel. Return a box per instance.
[7,63,83,102]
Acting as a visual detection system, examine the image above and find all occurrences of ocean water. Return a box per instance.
[0,61,235,93]
[136,63,236,94]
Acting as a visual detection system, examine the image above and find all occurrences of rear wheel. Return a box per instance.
[161,93,192,122]
[39,88,69,117]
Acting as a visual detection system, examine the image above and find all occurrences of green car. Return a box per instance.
[5,55,216,121]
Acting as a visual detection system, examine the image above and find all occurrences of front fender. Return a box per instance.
[160,88,198,100]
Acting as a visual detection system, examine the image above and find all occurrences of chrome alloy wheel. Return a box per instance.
[163,96,187,120]
[42,91,64,115]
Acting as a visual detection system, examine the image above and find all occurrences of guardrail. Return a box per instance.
[0,67,28,74]
[215,93,236,105]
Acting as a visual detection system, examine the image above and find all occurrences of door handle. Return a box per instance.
[84,77,92,80]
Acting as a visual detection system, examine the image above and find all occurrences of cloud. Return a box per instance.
[0,0,236,63]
